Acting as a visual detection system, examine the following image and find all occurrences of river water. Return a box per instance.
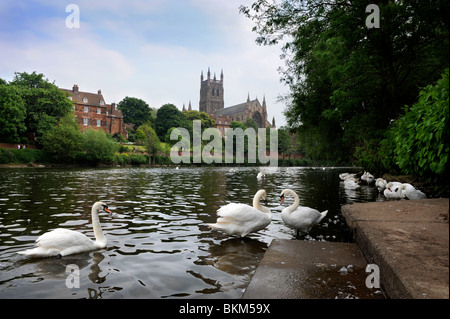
[0,166,381,299]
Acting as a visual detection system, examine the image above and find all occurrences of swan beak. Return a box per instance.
[103,207,112,215]
[280,194,285,205]
[263,198,268,206]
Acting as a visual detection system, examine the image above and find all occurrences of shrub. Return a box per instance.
[83,129,119,164]
[389,69,449,193]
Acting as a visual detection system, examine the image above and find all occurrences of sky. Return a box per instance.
[0,0,288,127]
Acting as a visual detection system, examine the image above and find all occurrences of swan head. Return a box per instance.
[93,201,112,215]
[279,189,294,204]
[255,189,268,205]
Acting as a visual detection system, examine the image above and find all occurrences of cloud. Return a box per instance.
[0,0,288,127]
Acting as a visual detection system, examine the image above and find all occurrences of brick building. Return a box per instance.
[60,85,127,138]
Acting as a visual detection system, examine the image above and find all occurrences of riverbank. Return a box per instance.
[243,198,449,299]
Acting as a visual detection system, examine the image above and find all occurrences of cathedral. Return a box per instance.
[193,68,275,132]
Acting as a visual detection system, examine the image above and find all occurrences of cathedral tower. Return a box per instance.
[199,68,224,115]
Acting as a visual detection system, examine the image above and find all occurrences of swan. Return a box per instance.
[257,172,264,180]
[375,178,387,192]
[339,173,355,181]
[400,183,427,200]
[361,171,374,184]
[344,177,360,189]
[280,189,328,237]
[383,182,404,199]
[18,201,112,258]
[208,189,271,237]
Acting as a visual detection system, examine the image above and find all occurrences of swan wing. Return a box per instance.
[209,203,271,236]
[19,228,97,257]
[282,206,325,232]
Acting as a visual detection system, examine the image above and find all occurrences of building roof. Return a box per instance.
[60,86,106,108]
[213,99,261,117]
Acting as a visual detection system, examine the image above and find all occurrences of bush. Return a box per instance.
[41,115,83,162]
[129,154,148,165]
[0,148,50,164]
[83,129,119,164]
[388,69,449,193]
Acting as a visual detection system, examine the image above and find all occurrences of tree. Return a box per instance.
[277,128,292,160]
[183,110,215,129]
[41,114,83,162]
[241,0,449,163]
[10,71,73,145]
[137,122,161,166]
[82,129,119,163]
[154,104,189,142]
[117,96,153,128]
[0,84,26,143]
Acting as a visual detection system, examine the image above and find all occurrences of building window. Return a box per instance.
[100,100,105,106]
[68,96,72,101]
[83,118,88,126]
[97,119,101,127]
[97,108,101,114]
[83,97,88,103]
[218,120,221,124]
[84,106,89,113]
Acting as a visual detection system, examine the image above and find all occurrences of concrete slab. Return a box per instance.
[242,240,384,299]
[341,198,449,299]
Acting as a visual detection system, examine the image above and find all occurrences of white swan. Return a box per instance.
[339,173,355,181]
[257,172,264,180]
[18,201,112,258]
[401,183,427,200]
[208,189,271,237]
[280,189,328,237]
[344,177,360,189]
[375,178,387,192]
[361,171,374,184]
[383,182,404,199]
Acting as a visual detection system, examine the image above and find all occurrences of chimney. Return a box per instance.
[98,90,102,94]
[73,84,79,93]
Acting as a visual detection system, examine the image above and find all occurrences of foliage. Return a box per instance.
[154,104,190,142]
[0,148,50,164]
[41,114,84,162]
[183,110,215,129]
[117,96,153,128]
[0,84,26,143]
[241,0,449,164]
[136,122,161,165]
[82,129,119,164]
[9,71,73,145]
[389,69,449,191]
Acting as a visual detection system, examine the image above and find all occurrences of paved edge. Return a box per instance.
[341,198,449,299]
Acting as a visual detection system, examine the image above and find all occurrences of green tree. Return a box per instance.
[241,0,449,163]
[155,104,189,142]
[117,96,153,128]
[10,71,73,145]
[183,110,215,129]
[0,84,26,143]
[277,128,292,160]
[82,129,119,163]
[137,122,161,165]
[41,114,83,162]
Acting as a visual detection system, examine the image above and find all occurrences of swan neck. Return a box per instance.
[92,205,106,244]
[287,190,300,212]
[253,190,265,212]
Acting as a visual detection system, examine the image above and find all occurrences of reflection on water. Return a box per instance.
[0,166,378,298]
